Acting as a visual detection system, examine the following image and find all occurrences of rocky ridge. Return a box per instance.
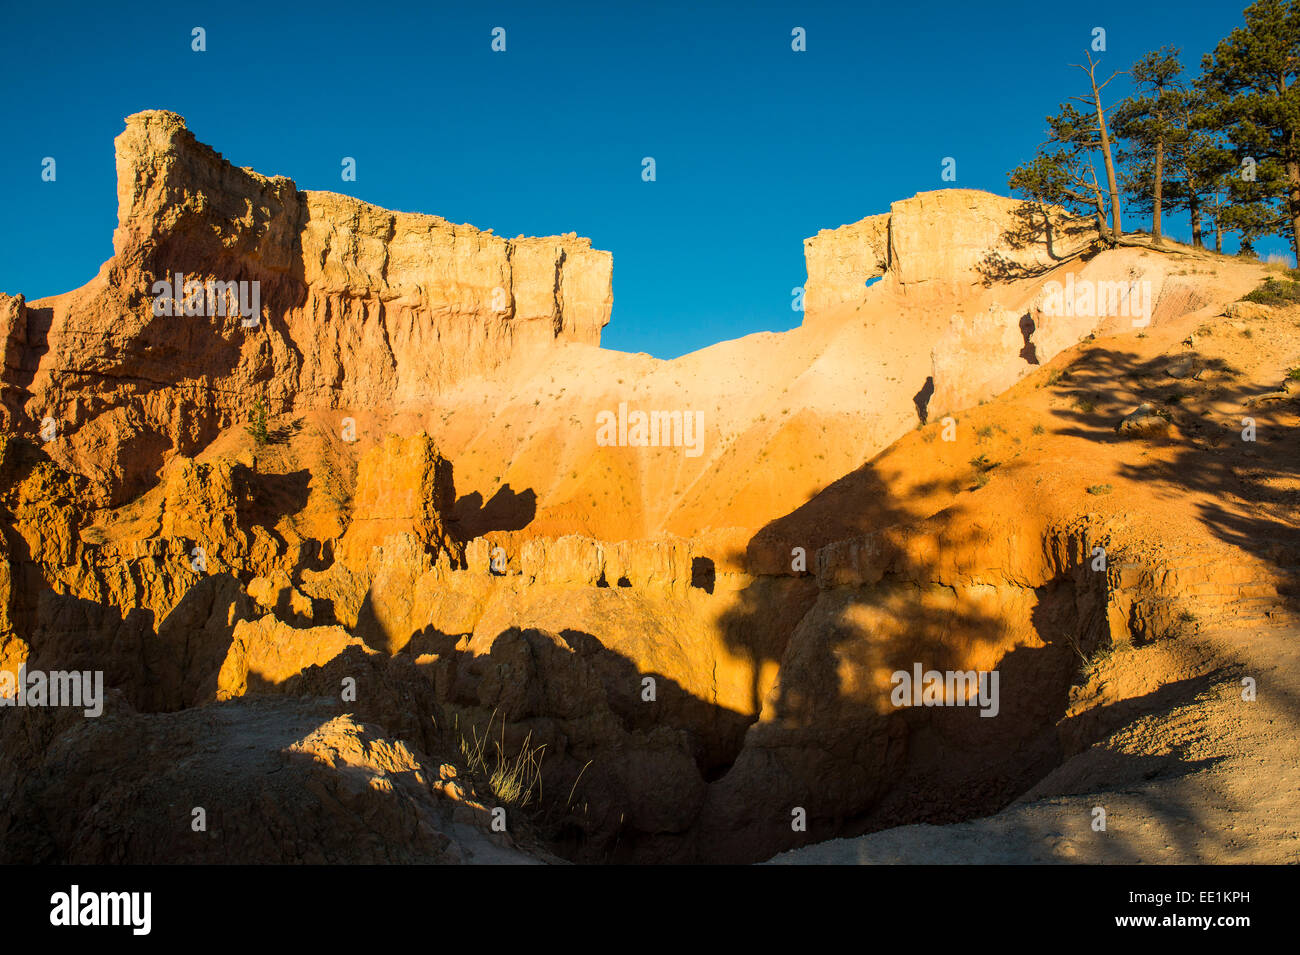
[1,112,1296,864]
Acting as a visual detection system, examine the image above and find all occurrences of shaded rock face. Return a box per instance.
[6,110,612,505]
[0,697,536,864]
[0,419,1133,865]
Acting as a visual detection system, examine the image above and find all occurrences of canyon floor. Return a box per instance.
[1,111,1297,864]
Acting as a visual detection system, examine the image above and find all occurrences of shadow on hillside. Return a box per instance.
[1043,345,1300,607]
[236,467,311,530]
[692,460,1087,862]
[454,484,537,536]
[7,338,1300,866]
[692,332,1300,860]
[264,417,304,445]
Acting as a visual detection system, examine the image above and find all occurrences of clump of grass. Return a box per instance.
[1086,483,1113,495]
[968,453,997,489]
[1074,396,1097,414]
[457,712,547,808]
[1068,636,1117,682]
[1032,423,1046,435]
[976,425,993,440]
[1287,367,1300,381]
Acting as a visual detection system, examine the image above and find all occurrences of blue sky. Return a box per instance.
[0,0,1275,358]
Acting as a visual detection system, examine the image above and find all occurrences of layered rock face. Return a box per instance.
[802,189,1095,317]
[2,111,1291,867]
[6,110,611,504]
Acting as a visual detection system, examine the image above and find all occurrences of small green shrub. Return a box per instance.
[1243,273,1300,306]
[246,398,270,446]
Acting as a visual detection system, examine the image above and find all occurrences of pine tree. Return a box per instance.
[246,397,270,446]
[1201,0,1300,263]
[1009,51,1125,242]
[1113,46,1185,245]
[1121,80,1239,251]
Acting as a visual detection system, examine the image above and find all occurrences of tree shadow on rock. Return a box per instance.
[454,485,537,537]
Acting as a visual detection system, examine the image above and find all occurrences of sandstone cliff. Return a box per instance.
[5,110,611,505]
[801,189,1095,317]
[2,111,1296,867]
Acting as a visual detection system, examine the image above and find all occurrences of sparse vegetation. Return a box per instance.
[1242,271,1300,306]
[1032,423,1046,435]
[246,397,270,446]
[1086,483,1113,495]
[1065,632,1118,683]
[1159,609,1201,641]
[459,718,546,808]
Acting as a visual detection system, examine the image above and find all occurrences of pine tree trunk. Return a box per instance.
[1152,137,1164,245]
[1289,158,1300,266]
[1092,72,1123,240]
[1215,224,1223,253]
[1190,193,1202,248]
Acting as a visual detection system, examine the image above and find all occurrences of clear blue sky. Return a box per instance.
[0,0,1277,359]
